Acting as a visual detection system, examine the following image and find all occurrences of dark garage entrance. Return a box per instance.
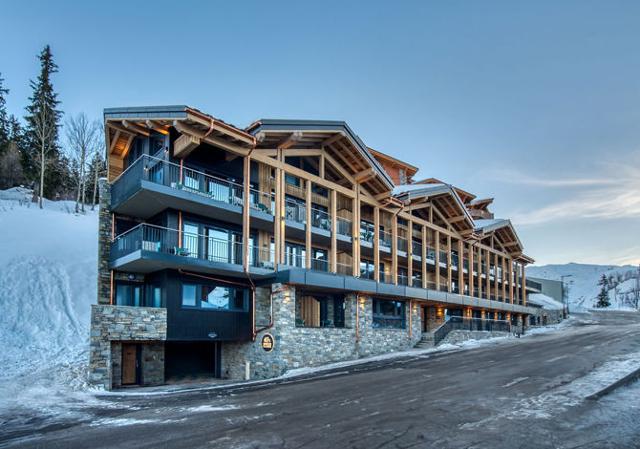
[165,341,221,381]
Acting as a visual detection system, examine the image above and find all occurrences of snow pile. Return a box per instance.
[528,263,639,311]
[0,190,98,412]
[528,293,564,310]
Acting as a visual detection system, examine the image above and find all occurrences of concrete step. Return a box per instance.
[415,332,435,348]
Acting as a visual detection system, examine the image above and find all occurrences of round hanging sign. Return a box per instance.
[261,333,275,352]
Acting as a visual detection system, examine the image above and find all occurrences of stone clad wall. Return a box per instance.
[221,283,423,381]
[89,304,167,389]
[97,178,112,305]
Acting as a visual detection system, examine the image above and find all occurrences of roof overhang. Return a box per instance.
[246,119,395,196]
[393,184,476,233]
[104,105,255,161]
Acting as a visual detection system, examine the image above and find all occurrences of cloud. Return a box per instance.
[499,153,640,225]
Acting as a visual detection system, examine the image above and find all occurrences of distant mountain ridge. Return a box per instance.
[528,263,640,311]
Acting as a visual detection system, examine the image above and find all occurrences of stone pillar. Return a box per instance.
[97,178,113,305]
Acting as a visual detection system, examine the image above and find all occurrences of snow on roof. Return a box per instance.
[392,183,447,196]
[528,293,565,310]
[474,218,508,230]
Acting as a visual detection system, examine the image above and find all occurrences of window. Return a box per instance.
[360,220,375,243]
[296,293,345,328]
[146,285,162,308]
[285,242,306,268]
[182,284,197,307]
[181,283,247,311]
[115,283,141,307]
[372,299,406,329]
[285,173,301,187]
[201,285,245,310]
[360,260,375,280]
[182,223,199,258]
[311,248,328,271]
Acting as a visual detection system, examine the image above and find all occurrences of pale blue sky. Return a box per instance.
[1,0,639,265]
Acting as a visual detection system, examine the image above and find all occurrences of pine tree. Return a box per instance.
[595,274,611,308]
[0,73,10,156]
[24,45,64,206]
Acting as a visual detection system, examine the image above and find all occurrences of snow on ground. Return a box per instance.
[0,188,99,416]
[528,262,639,311]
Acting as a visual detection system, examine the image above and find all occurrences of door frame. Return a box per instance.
[121,343,141,386]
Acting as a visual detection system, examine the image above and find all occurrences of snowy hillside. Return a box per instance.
[528,263,639,311]
[0,188,98,413]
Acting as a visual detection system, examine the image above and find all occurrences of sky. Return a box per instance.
[1,0,639,266]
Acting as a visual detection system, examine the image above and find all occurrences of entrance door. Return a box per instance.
[122,344,139,385]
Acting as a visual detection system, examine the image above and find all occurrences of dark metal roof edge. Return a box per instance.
[104,105,189,119]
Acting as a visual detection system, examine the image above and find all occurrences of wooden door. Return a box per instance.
[122,344,138,385]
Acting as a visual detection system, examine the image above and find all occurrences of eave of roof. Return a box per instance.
[246,118,394,190]
[393,183,475,228]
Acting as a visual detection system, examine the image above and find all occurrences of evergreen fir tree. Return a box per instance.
[595,274,611,308]
[23,45,64,204]
[0,73,10,155]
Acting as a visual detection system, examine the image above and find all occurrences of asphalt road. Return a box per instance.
[3,311,640,449]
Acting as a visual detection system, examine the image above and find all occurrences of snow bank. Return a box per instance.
[528,293,565,310]
[528,263,639,311]
[0,191,98,414]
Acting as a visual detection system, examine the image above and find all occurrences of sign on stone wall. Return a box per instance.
[261,333,274,352]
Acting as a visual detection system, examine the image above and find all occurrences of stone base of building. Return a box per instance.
[440,329,510,346]
[89,304,167,390]
[221,283,423,381]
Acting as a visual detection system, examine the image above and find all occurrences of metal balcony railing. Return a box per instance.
[379,230,392,249]
[412,241,422,257]
[111,223,275,269]
[310,208,331,231]
[111,155,276,215]
[337,217,352,237]
[397,236,408,253]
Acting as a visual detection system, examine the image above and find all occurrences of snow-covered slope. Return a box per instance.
[0,188,98,412]
[528,263,639,311]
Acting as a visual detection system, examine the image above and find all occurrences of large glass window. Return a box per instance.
[181,284,197,307]
[285,242,306,268]
[181,282,247,311]
[360,259,375,280]
[182,223,199,258]
[115,282,141,307]
[296,293,345,328]
[372,299,406,329]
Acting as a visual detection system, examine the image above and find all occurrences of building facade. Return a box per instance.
[89,105,537,389]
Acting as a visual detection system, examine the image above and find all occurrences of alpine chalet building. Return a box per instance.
[89,105,536,389]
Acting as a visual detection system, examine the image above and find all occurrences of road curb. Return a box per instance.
[586,366,640,400]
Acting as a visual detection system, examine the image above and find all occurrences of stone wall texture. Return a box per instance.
[441,330,510,346]
[221,284,423,381]
[97,178,112,305]
[89,304,167,389]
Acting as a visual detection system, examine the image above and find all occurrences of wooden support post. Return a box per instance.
[501,256,507,302]
[273,168,281,268]
[392,213,398,285]
[468,243,475,297]
[319,153,325,179]
[280,167,286,264]
[524,265,529,305]
[242,155,251,272]
[446,235,452,293]
[509,258,514,304]
[434,230,441,291]
[305,179,312,269]
[493,252,499,300]
[421,225,427,289]
[458,239,464,295]
[514,262,520,303]
[373,206,380,282]
[351,189,360,276]
[330,189,337,273]
[485,248,491,300]
[477,246,482,299]
[407,221,413,287]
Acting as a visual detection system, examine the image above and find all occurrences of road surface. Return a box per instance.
[2,311,640,449]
